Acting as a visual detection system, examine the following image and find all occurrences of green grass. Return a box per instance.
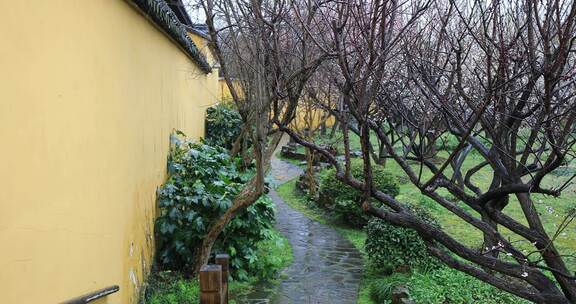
[143,274,199,304]
[407,268,528,304]
[314,129,379,153]
[390,152,576,272]
[276,179,328,224]
[251,229,294,282]
[142,273,266,304]
[313,131,576,272]
[141,228,293,304]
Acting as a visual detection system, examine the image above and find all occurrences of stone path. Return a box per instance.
[245,138,363,304]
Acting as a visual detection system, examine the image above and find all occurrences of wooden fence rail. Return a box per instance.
[199,253,230,304]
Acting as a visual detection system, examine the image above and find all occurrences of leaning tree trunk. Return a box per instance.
[329,121,339,138]
[191,179,262,275]
[450,144,472,187]
[191,132,284,276]
[320,121,326,136]
[481,175,510,260]
[230,125,249,158]
[305,147,317,197]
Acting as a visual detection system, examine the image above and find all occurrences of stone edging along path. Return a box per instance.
[244,150,363,304]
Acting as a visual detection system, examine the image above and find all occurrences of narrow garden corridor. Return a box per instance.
[246,137,363,303]
[5,1,576,303]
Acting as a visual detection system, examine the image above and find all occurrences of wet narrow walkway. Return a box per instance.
[246,138,363,304]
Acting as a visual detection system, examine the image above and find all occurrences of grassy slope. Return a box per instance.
[314,131,576,272]
[391,152,576,271]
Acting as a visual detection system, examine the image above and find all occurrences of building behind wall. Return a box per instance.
[0,1,218,303]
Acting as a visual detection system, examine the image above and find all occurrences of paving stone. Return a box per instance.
[242,138,363,303]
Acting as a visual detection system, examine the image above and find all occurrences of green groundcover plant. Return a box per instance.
[319,162,399,227]
[365,204,442,272]
[407,267,528,304]
[204,103,243,149]
[368,268,527,304]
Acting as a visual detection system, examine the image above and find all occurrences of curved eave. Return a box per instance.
[185,25,210,40]
[128,0,212,73]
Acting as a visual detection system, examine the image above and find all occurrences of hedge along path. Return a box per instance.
[248,140,363,303]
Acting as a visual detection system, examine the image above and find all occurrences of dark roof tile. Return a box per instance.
[129,0,211,73]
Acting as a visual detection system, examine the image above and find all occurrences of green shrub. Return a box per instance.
[249,229,293,280]
[369,273,410,303]
[407,268,528,303]
[155,138,274,279]
[318,162,399,227]
[365,205,441,272]
[216,196,276,280]
[205,103,243,149]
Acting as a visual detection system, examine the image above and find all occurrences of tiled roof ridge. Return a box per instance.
[129,0,212,73]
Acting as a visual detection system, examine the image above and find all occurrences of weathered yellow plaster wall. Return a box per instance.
[290,104,335,132]
[189,31,220,107]
[0,1,218,303]
[218,78,246,103]
[189,32,214,68]
[216,78,333,130]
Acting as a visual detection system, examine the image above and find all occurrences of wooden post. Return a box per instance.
[215,254,230,304]
[199,264,222,304]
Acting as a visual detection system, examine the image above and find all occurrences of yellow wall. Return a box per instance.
[289,102,335,132]
[216,77,332,129]
[218,78,240,103]
[189,31,220,107]
[0,1,218,303]
[189,32,215,69]
[187,31,230,105]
